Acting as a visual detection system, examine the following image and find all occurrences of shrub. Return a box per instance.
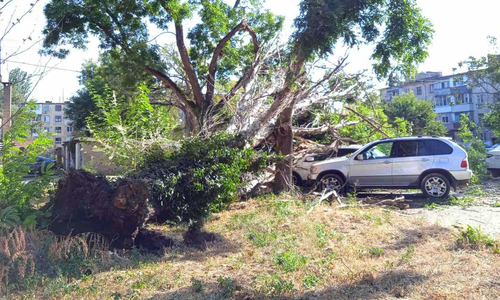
[274,251,307,272]
[0,103,54,228]
[455,225,498,251]
[128,134,266,230]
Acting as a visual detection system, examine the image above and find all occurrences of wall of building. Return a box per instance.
[381,72,497,144]
[33,101,74,149]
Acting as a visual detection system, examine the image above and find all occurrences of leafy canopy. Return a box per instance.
[42,0,282,85]
[383,92,447,136]
[292,0,433,83]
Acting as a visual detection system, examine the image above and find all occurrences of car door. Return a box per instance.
[392,140,435,186]
[349,141,395,187]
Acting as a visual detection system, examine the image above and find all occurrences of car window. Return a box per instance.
[424,140,453,155]
[337,149,357,157]
[395,141,418,157]
[363,142,394,160]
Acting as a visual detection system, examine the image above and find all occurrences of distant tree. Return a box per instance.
[383,92,447,136]
[0,68,34,113]
[459,37,500,138]
[458,114,487,178]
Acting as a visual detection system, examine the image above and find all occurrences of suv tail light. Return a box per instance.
[461,159,468,168]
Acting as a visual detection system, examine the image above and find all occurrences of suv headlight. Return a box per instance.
[310,166,318,174]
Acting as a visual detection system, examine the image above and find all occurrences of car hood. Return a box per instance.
[312,156,349,167]
[488,149,500,155]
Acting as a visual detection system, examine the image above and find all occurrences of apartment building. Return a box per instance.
[381,72,497,144]
[32,101,74,149]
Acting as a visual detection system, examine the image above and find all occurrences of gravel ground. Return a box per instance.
[356,178,500,237]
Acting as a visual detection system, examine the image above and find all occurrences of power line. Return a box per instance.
[5,60,81,73]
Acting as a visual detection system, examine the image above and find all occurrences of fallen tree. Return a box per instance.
[46,170,152,249]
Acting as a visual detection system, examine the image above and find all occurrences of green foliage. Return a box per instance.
[293,0,432,84]
[190,278,204,293]
[87,85,179,171]
[384,92,447,136]
[456,225,498,252]
[216,276,237,298]
[128,134,266,228]
[303,275,320,289]
[368,247,384,256]
[449,196,474,207]
[0,69,33,112]
[274,251,307,273]
[257,273,295,296]
[0,103,54,227]
[458,114,488,176]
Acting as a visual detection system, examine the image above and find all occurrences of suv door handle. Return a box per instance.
[383,160,391,164]
[422,158,429,162]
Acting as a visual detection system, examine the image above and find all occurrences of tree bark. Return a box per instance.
[273,99,295,192]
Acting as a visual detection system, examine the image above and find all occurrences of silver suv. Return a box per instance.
[308,137,473,198]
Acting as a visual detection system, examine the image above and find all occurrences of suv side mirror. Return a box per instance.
[305,156,315,162]
[356,154,364,161]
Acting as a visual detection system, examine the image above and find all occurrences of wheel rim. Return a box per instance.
[424,177,447,197]
[321,176,341,192]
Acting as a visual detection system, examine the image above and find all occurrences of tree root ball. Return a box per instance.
[47,170,153,249]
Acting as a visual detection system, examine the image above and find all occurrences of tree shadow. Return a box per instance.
[145,270,428,300]
[385,225,451,250]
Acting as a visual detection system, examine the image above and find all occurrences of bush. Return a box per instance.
[128,134,266,230]
[0,103,54,228]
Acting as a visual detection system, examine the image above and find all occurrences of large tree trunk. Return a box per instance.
[273,101,295,192]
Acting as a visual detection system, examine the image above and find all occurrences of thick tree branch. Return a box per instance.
[206,20,259,105]
[144,66,196,112]
[174,24,205,108]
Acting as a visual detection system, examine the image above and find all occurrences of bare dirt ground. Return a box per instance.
[357,178,500,237]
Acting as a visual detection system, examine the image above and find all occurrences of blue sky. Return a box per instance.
[1,0,500,102]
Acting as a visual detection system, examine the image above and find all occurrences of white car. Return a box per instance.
[486,145,500,177]
[292,145,362,186]
[308,137,473,198]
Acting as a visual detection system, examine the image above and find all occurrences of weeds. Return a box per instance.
[257,274,295,296]
[303,275,320,288]
[274,251,307,273]
[456,225,499,252]
[190,278,204,293]
[246,229,278,247]
[466,185,488,196]
[450,196,475,207]
[217,276,237,297]
[368,247,384,257]
[399,246,415,265]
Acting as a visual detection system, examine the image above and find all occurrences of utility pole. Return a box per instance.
[1,39,12,140]
[2,82,12,140]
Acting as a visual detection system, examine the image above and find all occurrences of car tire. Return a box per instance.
[318,173,345,194]
[421,173,451,199]
[491,170,500,178]
[292,172,302,186]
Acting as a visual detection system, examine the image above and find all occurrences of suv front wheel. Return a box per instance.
[318,173,345,194]
[421,173,451,198]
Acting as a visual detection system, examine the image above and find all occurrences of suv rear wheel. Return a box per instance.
[421,173,450,198]
[319,173,344,194]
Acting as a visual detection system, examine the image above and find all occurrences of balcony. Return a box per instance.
[435,103,474,114]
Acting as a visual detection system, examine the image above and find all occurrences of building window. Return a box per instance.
[55,105,62,112]
[44,127,50,133]
[430,85,434,93]
[55,138,62,144]
[67,126,73,133]
[55,116,62,122]
[464,94,470,103]
[416,87,422,95]
[43,105,50,113]
[43,116,50,123]
[36,114,41,121]
[55,127,62,133]
[442,116,449,123]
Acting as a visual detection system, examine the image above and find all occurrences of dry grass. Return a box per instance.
[7,194,500,300]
